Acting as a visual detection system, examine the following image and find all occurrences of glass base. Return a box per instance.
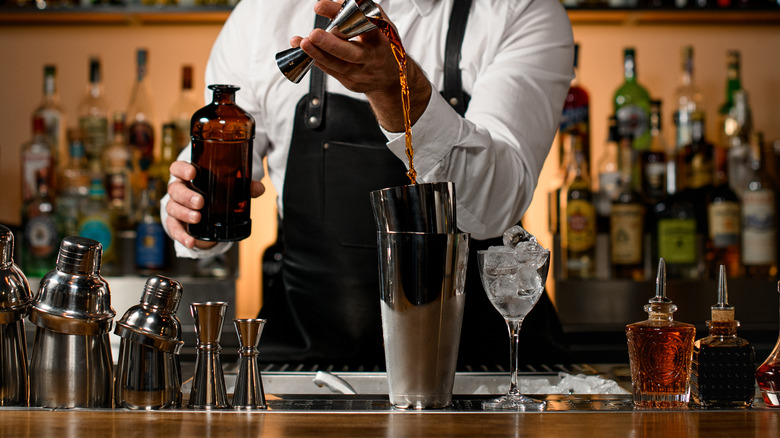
[482,394,546,412]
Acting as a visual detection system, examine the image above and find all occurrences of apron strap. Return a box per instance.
[304,13,331,129]
[443,0,473,117]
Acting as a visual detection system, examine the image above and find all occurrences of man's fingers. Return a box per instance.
[168,179,204,211]
[166,216,196,249]
[169,161,196,181]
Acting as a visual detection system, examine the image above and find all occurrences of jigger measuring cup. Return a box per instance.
[232,318,267,409]
[275,0,382,83]
[188,301,230,409]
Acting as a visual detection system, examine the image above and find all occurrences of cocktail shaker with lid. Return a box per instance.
[28,236,115,408]
[0,225,32,406]
[114,275,184,410]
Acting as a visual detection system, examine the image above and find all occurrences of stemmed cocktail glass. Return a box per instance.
[477,236,550,411]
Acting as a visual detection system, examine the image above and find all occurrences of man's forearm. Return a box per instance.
[365,58,433,133]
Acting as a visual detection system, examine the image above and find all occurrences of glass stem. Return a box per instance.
[506,318,523,396]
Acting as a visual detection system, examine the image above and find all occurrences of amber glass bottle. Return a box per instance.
[626,258,696,409]
[188,85,255,242]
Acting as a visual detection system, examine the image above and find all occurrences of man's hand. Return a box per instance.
[165,161,265,249]
[292,0,432,132]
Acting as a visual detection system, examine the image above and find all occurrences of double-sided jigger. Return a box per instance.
[0,225,32,407]
[232,318,267,409]
[189,301,230,409]
[275,0,382,83]
[114,275,184,410]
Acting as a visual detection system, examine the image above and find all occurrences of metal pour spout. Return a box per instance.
[275,0,382,83]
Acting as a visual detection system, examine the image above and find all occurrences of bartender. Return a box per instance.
[161,0,574,368]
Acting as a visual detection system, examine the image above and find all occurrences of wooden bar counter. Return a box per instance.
[2,402,777,437]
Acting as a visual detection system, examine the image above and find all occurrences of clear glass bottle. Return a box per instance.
[674,46,704,150]
[561,136,596,279]
[756,281,780,408]
[33,64,65,180]
[169,65,200,153]
[595,116,621,279]
[626,258,696,409]
[741,132,778,279]
[21,116,54,204]
[611,134,645,280]
[691,266,755,408]
[102,112,136,231]
[188,84,255,242]
[127,48,157,173]
[614,47,652,151]
[641,100,669,205]
[726,90,752,198]
[718,50,742,149]
[20,168,58,278]
[78,57,110,169]
[705,150,741,279]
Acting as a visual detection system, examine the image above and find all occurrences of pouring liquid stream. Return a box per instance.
[369,16,416,185]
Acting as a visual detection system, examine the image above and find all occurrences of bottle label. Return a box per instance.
[136,222,166,268]
[22,152,52,202]
[24,215,58,257]
[79,216,114,256]
[708,201,740,247]
[658,218,697,264]
[643,161,666,193]
[129,121,155,171]
[616,104,648,149]
[687,153,714,189]
[742,189,777,265]
[105,171,129,204]
[79,116,109,160]
[566,199,596,251]
[610,204,644,264]
[560,104,589,134]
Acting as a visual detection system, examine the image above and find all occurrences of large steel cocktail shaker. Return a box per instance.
[114,275,184,410]
[28,236,115,408]
[0,225,32,406]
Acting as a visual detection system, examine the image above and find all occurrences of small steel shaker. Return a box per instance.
[0,225,32,406]
[114,275,184,410]
[28,236,115,408]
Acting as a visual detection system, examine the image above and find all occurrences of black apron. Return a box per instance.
[258,0,572,368]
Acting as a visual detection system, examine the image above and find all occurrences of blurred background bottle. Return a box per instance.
[21,116,54,204]
[741,132,778,279]
[20,168,58,278]
[135,179,167,275]
[33,64,65,187]
[674,46,704,151]
[127,48,157,174]
[169,65,199,154]
[640,100,669,205]
[78,57,110,172]
[562,136,596,279]
[56,129,90,238]
[102,112,137,232]
[614,47,651,152]
[718,50,743,149]
[559,43,591,171]
[610,134,645,280]
[78,177,117,275]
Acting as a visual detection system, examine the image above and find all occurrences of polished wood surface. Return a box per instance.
[0,409,777,437]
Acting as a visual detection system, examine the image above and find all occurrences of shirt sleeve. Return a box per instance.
[384,0,574,240]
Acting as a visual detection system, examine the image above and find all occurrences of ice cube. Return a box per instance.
[502,225,534,248]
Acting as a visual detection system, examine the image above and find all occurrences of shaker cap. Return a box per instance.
[114,275,184,353]
[0,225,14,267]
[56,236,102,275]
[141,275,183,313]
[0,225,32,322]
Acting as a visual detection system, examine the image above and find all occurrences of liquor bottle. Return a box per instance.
[756,281,780,407]
[169,65,199,153]
[78,57,110,169]
[641,100,669,205]
[611,134,645,280]
[561,137,596,279]
[21,116,54,204]
[127,48,157,173]
[188,84,255,242]
[78,177,117,275]
[594,116,621,278]
[676,113,714,223]
[559,43,590,171]
[152,123,177,185]
[652,186,701,280]
[741,132,778,279]
[20,168,59,278]
[718,50,742,149]
[56,129,91,238]
[691,266,755,408]
[613,47,652,151]
[726,90,753,198]
[135,178,167,274]
[33,65,65,180]
[626,259,696,409]
[705,141,741,279]
[102,112,136,231]
[673,46,704,150]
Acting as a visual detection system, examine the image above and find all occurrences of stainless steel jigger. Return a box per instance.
[188,301,230,409]
[275,0,382,83]
[0,225,32,407]
[232,318,267,409]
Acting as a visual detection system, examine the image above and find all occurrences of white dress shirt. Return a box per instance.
[162,0,574,258]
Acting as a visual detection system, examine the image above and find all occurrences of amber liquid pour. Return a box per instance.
[626,323,696,408]
[370,17,416,184]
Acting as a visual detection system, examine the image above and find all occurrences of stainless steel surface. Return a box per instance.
[28,236,114,408]
[188,302,230,409]
[370,182,457,234]
[114,276,184,410]
[275,0,382,83]
[0,225,30,406]
[231,318,267,409]
[378,232,469,409]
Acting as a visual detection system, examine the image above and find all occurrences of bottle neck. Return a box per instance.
[213,90,237,105]
[624,54,636,82]
[707,320,739,337]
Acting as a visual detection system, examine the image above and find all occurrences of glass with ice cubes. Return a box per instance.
[477,226,550,411]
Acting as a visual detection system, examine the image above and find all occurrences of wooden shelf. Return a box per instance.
[0,6,779,26]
